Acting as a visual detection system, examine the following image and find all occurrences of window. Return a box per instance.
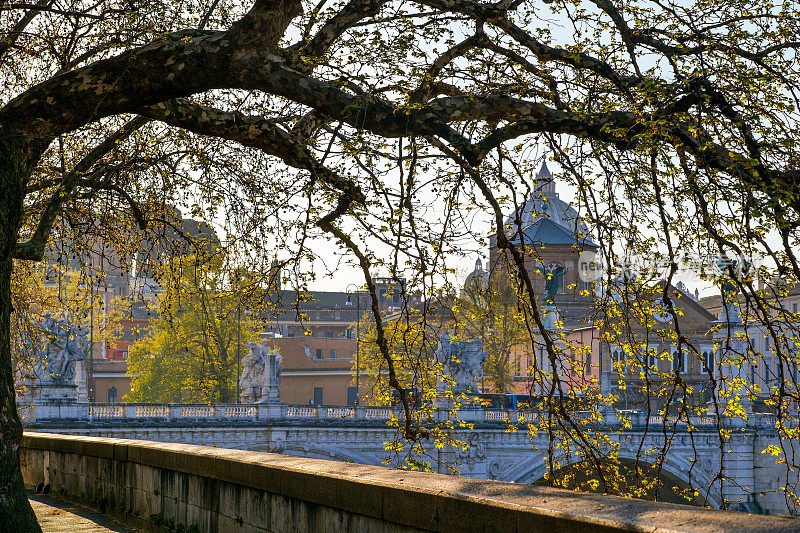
[585,352,591,375]
[764,357,777,385]
[108,387,117,403]
[701,347,715,374]
[671,348,687,374]
[288,332,295,338]
[315,348,323,358]
[610,345,624,365]
[329,349,336,358]
[346,328,353,339]
[313,387,323,406]
[793,302,798,314]
[326,331,333,338]
[646,344,659,369]
[392,292,400,304]
[347,387,358,406]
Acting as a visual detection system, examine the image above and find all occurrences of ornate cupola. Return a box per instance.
[535,160,556,195]
[488,157,598,329]
[504,159,595,248]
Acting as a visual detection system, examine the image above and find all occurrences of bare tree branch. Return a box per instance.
[14,116,149,260]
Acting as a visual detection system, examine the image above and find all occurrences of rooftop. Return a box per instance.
[503,160,596,248]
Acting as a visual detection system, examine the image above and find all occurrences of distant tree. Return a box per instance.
[126,253,259,404]
[356,315,438,407]
[454,272,533,393]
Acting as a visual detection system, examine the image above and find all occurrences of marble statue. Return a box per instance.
[41,313,88,384]
[715,255,743,324]
[434,334,486,396]
[240,342,266,395]
[17,313,92,404]
[240,341,282,403]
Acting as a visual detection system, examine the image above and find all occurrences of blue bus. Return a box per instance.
[476,393,542,409]
[477,393,587,410]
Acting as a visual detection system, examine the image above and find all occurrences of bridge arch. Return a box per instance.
[276,445,380,466]
[508,451,722,509]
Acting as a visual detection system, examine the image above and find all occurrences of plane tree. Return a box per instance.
[2,0,799,527]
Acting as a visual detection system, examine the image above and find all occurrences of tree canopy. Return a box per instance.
[11,262,126,397]
[126,253,260,404]
[2,0,800,528]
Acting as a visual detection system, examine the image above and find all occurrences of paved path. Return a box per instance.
[29,493,137,532]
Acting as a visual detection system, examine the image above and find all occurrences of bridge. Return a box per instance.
[19,400,796,516]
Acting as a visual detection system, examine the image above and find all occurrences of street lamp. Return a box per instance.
[237,300,241,403]
[236,303,250,403]
[345,284,361,407]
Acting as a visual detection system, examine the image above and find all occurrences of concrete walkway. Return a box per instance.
[29,493,137,532]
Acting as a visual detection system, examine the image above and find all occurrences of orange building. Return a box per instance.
[260,279,412,406]
[484,161,719,408]
[90,300,151,402]
[486,161,598,394]
[264,338,358,406]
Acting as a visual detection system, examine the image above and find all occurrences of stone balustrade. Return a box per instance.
[18,432,799,532]
[18,401,791,431]
[19,402,409,425]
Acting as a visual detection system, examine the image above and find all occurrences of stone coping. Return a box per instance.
[22,432,799,533]
[24,421,747,434]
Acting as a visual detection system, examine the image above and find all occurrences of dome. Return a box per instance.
[464,258,489,293]
[504,161,595,247]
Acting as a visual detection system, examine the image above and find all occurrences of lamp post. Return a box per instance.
[236,301,241,402]
[88,252,95,403]
[345,284,361,407]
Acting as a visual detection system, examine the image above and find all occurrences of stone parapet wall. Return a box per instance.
[19,432,798,533]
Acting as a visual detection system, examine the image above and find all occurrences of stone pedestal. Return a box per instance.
[713,322,752,425]
[456,406,484,422]
[36,383,81,403]
[433,397,452,412]
[722,433,756,507]
[16,376,36,404]
[31,398,86,420]
[542,303,561,331]
[257,402,284,419]
[75,359,89,402]
[27,382,86,421]
[600,371,611,395]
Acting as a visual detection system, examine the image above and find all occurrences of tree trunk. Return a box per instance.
[0,135,42,532]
